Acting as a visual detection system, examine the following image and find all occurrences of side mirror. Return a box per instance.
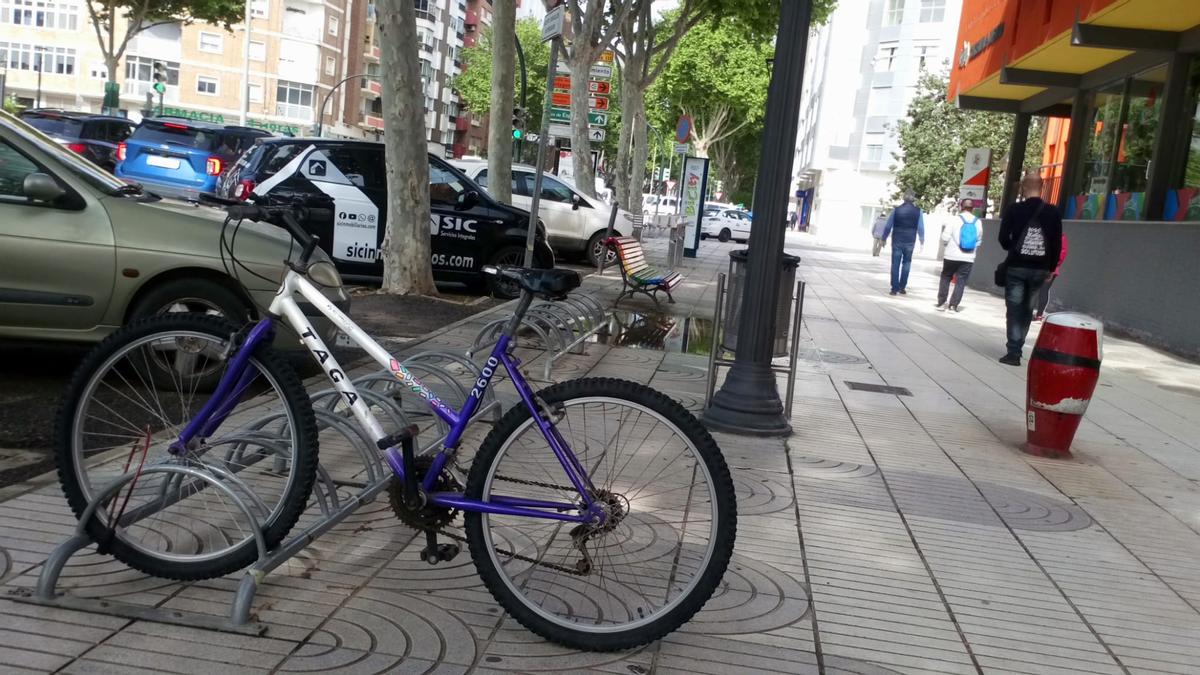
[23,173,68,203]
[456,189,481,211]
[571,193,581,210]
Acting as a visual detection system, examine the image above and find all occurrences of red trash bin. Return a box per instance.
[1025,313,1103,458]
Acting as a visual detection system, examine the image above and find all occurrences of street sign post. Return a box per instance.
[674,143,689,154]
[588,128,606,142]
[959,147,992,214]
[541,5,565,42]
[548,123,572,138]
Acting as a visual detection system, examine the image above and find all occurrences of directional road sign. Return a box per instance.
[589,96,609,111]
[588,80,611,95]
[551,91,571,107]
[599,50,614,64]
[548,123,572,138]
[588,128,606,142]
[550,107,571,122]
[589,64,613,80]
[541,5,565,42]
[553,75,571,90]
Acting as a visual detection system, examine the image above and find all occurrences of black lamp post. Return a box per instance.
[703,0,813,436]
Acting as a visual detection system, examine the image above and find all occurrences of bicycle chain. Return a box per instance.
[431,464,589,576]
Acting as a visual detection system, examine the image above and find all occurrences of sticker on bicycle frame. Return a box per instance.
[390,358,451,414]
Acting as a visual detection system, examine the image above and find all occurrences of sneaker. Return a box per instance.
[899,289,907,295]
[890,290,898,296]
[936,303,946,311]
[999,353,1021,366]
[952,305,963,313]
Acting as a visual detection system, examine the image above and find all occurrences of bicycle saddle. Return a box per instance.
[485,265,581,299]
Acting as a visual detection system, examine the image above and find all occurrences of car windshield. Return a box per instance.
[0,111,126,194]
[132,121,217,151]
[22,115,84,138]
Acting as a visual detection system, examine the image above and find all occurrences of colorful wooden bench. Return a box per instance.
[604,236,684,306]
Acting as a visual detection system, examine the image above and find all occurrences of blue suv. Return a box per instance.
[115,118,270,200]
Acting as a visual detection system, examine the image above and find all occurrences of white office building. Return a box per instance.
[793,0,963,239]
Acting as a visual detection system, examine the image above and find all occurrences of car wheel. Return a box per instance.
[585,231,618,268]
[130,278,252,325]
[487,246,526,299]
[718,228,731,242]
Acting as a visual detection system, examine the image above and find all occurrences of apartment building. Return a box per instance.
[792,0,963,237]
[0,0,483,155]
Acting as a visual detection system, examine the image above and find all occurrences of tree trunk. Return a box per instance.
[614,75,634,208]
[627,102,649,213]
[567,63,596,197]
[376,0,436,295]
[486,0,516,203]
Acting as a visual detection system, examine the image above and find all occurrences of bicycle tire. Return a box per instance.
[464,377,736,651]
[54,314,319,580]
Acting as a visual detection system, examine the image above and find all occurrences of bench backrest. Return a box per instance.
[605,237,650,277]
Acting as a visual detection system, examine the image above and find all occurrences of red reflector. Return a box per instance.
[66,142,87,154]
[162,122,190,130]
[206,156,223,176]
[116,142,127,161]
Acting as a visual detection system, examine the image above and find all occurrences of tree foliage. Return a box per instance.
[891,71,1043,212]
[86,0,243,95]
[456,19,552,150]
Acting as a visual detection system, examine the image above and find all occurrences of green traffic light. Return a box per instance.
[153,82,166,94]
[512,129,523,140]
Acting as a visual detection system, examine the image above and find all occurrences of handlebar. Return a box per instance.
[223,199,331,267]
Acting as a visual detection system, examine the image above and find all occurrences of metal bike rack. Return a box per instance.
[10,350,502,635]
[704,273,807,416]
[469,293,610,381]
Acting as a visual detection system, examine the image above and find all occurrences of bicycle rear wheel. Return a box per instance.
[55,314,318,580]
[464,377,736,651]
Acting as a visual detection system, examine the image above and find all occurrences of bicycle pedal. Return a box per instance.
[419,543,460,565]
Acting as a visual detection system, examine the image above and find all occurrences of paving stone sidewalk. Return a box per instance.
[2,233,1200,674]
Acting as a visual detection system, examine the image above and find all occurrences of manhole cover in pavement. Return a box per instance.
[792,455,878,479]
[845,381,912,396]
[977,482,1094,532]
[796,349,867,365]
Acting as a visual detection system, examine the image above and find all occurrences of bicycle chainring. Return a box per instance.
[387,456,461,530]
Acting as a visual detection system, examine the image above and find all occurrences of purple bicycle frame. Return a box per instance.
[175,323,600,524]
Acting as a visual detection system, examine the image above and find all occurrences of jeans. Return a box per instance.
[890,241,915,292]
[1035,275,1057,315]
[1004,267,1050,356]
[937,260,973,307]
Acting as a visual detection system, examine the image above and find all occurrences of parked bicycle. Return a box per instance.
[56,196,737,650]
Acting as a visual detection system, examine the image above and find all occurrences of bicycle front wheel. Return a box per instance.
[55,314,318,580]
[464,378,736,651]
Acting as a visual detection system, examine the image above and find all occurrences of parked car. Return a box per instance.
[452,159,631,267]
[0,111,348,345]
[642,193,678,214]
[218,138,554,298]
[116,117,271,201]
[18,109,134,173]
[701,207,753,243]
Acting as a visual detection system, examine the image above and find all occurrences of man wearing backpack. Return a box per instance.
[997,171,1063,366]
[936,200,982,312]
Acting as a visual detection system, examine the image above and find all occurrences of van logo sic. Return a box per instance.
[430,214,478,238]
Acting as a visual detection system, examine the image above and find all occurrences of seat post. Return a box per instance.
[501,291,535,340]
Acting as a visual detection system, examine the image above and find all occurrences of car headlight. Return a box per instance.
[307,260,344,288]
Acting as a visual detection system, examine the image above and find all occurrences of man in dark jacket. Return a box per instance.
[997,171,1063,366]
[880,191,925,295]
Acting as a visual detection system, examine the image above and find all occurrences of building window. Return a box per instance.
[916,45,935,71]
[198,31,223,53]
[1176,59,1200,205]
[919,0,945,23]
[1,0,78,30]
[864,143,884,163]
[276,79,314,120]
[249,40,265,61]
[328,15,338,36]
[442,129,455,145]
[883,0,904,26]
[250,0,267,18]
[89,63,107,79]
[196,75,218,95]
[125,55,178,84]
[249,82,263,103]
[0,42,75,74]
[875,45,897,72]
[325,55,335,76]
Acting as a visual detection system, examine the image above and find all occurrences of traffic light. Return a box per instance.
[152,61,167,94]
[512,106,525,140]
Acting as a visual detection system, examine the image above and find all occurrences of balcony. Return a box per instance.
[455,115,469,131]
[465,9,478,26]
[363,45,380,63]
[360,114,384,130]
[452,142,468,158]
[361,78,381,99]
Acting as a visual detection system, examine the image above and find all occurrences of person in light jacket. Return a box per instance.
[871,212,889,256]
[936,200,983,312]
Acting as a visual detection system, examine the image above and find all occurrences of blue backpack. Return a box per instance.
[958,215,980,252]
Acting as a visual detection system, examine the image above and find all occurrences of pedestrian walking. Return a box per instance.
[880,191,925,295]
[871,212,888,256]
[1033,232,1069,321]
[936,199,982,312]
[997,171,1063,366]
[787,208,799,231]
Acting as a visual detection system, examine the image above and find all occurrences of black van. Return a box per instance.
[218,138,553,297]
